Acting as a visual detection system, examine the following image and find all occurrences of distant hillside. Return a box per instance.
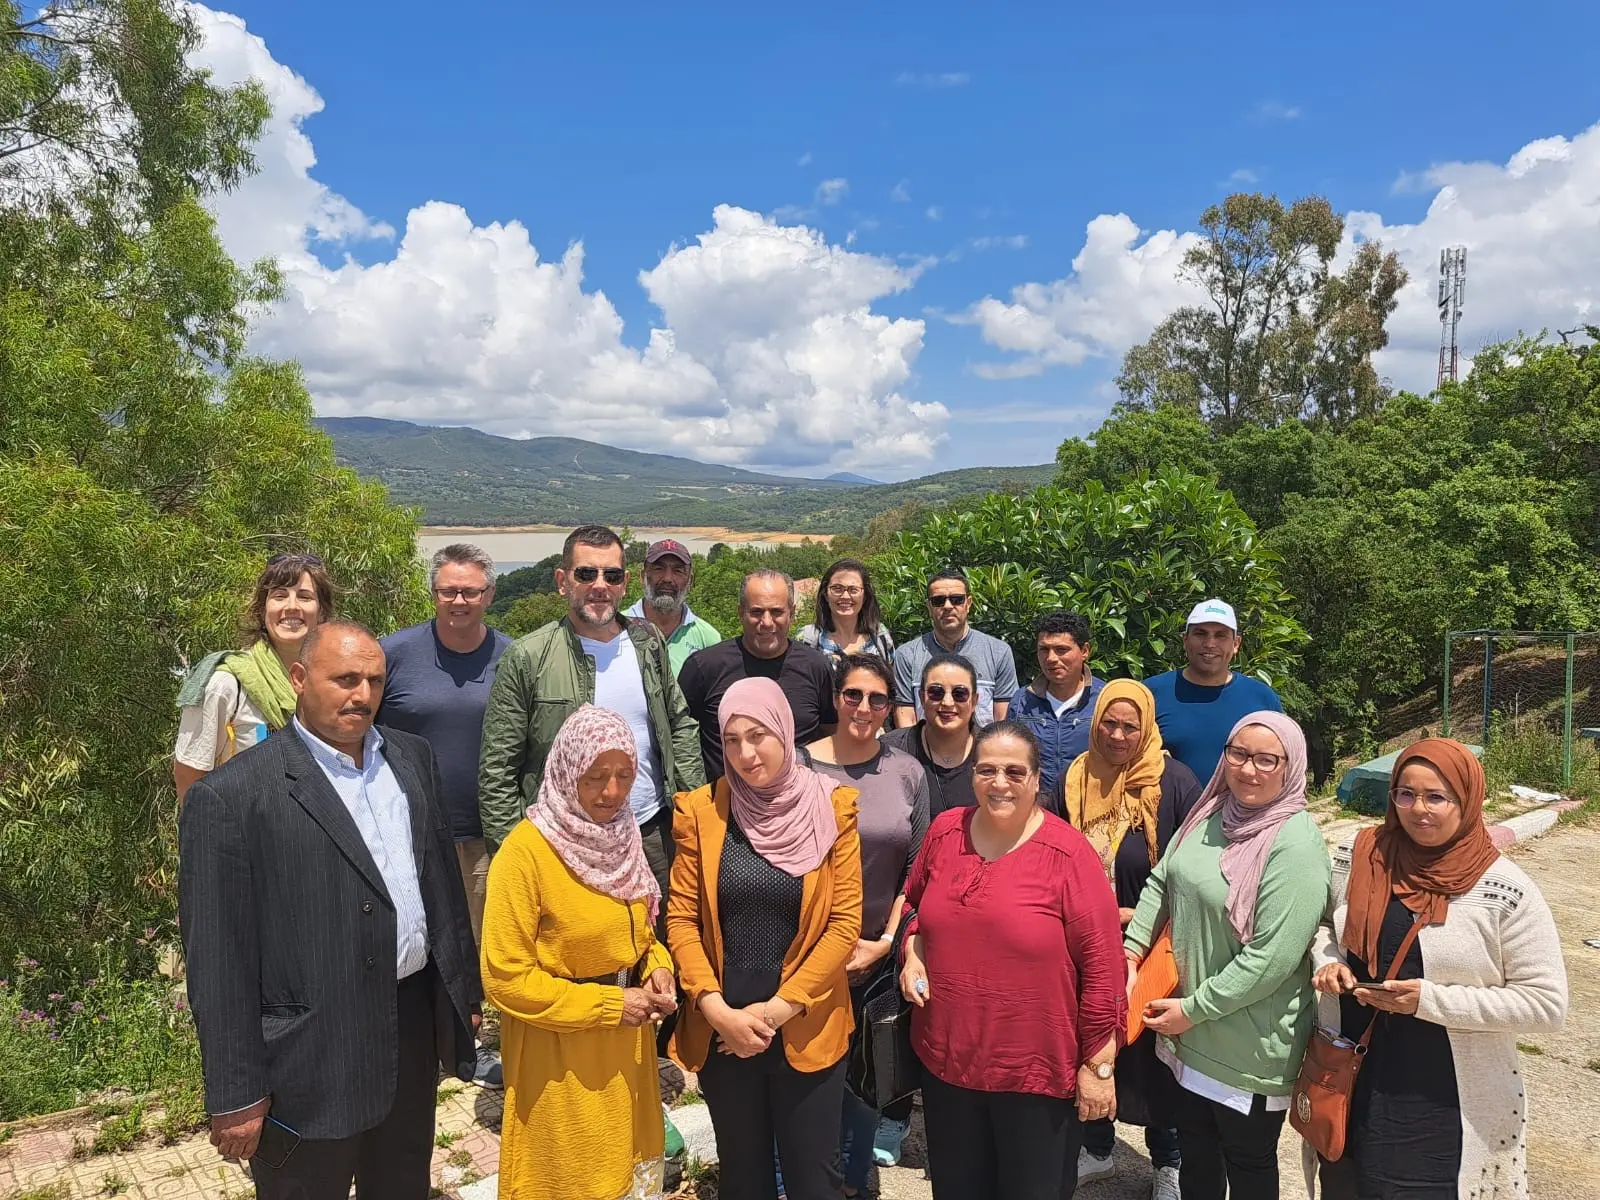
[320,417,1054,532]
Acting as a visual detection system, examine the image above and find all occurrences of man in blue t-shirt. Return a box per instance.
[379,543,510,1089]
[1144,598,1283,786]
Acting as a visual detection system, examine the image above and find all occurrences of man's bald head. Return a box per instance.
[291,619,385,756]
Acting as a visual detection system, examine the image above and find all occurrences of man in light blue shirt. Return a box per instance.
[292,717,430,978]
[624,538,721,676]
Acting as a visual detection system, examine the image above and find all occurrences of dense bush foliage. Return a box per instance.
[0,1,427,1016]
[876,473,1307,691]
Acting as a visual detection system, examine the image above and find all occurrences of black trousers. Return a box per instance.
[251,967,438,1200]
[639,807,678,1057]
[1175,1086,1287,1200]
[698,1042,846,1200]
[920,1072,1083,1200]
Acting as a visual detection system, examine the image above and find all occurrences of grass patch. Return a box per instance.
[0,956,201,1122]
[154,1077,206,1144]
[675,1087,705,1107]
[434,1129,461,1149]
[91,1101,145,1155]
[1516,1041,1545,1056]
[436,1083,465,1106]
[11,1184,70,1200]
[1483,716,1600,800]
[101,1170,128,1195]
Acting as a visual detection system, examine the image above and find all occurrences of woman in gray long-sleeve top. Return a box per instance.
[803,653,930,1196]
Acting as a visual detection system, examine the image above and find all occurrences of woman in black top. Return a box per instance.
[881,652,981,816]
[1057,679,1200,1196]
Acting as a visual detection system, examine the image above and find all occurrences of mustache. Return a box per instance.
[339,706,372,717]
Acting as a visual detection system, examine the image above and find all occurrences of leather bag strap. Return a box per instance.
[1356,915,1425,1051]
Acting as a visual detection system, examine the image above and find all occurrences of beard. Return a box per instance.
[645,582,685,616]
[575,597,618,627]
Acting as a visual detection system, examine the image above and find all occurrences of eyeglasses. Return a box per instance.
[923,683,972,704]
[572,566,626,585]
[267,552,324,567]
[927,594,968,608]
[1391,787,1459,810]
[974,764,1033,783]
[840,687,890,712]
[435,587,486,601]
[1222,744,1285,772]
[827,585,863,598]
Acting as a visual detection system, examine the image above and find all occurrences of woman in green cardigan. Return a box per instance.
[1123,710,1330,1200]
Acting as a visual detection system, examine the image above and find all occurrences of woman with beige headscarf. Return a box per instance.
[1058,679,1202,1196]
[1306,737,1567,1200]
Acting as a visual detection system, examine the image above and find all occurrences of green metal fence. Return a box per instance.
[1442,630,1600,789]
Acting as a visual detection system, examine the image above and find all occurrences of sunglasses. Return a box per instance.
[927,594,968,608]
[267,552,324,567]
[572,566,626,585]
[840,687,891,712]
[923,683,972,704]
[974,764,1033,783]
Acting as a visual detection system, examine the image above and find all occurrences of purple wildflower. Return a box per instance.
[20,957,38,969]
[48,992,63,1001]
[71,1001,84,1013]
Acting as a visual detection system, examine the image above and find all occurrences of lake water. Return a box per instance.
[416,528,786,575]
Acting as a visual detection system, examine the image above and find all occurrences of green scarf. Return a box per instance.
[218,639,298,731]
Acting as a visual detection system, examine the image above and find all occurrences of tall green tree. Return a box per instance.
[1115,194,1405,430]
[0,1,426,986]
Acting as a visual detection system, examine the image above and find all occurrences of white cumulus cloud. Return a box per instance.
[962,123,1600,392]
[184,5,943,474]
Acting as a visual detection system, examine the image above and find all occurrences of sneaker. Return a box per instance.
[471,1046,503,1090]
[871,1115,910,1167]
[1076,1148,1114,1183]
[1151,1164,1181,1200]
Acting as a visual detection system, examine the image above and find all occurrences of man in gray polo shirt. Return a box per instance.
[892,568,1019,729]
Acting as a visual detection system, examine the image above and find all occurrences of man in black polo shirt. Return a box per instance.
[679,568,838,782]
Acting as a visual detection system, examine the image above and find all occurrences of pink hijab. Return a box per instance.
[718,677,838,877]
[1169,710,1309,944]
[526,705,661,922]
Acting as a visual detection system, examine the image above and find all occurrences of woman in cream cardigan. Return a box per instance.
[1307,738,1568,1200]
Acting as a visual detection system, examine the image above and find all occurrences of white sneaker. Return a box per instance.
[1151,1164,1181,1200]
[1076,1148,1114,1183]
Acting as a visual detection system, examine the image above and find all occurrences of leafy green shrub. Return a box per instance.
[0,956,201,1121]
[876,471,1306,690]
[1483,716,1600,799]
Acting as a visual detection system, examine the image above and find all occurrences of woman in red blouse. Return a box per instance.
[900,719,1126,1200]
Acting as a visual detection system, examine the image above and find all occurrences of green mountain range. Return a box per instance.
[319,417,1054,533]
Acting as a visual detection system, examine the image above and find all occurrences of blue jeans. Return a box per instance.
[840,1086,880,1190]
[1082,1117,1181,1169]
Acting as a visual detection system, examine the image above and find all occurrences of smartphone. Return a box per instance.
[254,1114,301,1169]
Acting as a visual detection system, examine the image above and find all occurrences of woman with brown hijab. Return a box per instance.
[1307,738,1568,1200]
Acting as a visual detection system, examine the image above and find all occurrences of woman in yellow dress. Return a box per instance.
[482,704,679,1200]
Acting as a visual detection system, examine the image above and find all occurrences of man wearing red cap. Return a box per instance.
[625,539,721,676]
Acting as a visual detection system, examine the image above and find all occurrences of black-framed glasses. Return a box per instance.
[927,593,968,608]
[267,552,324,567]
[974,764,1033,783]
[924,683,972,704]
[840,687,890,712]
[1222,744,1285,772]
[572,566,626,585]
[827,585,863,598]
[1391,787,1459,810]
[435,587,486,601]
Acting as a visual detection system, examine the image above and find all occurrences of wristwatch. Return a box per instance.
[1089,1061,1114,1080]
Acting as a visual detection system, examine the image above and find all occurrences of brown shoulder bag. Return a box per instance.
[1289,917,1423,1162]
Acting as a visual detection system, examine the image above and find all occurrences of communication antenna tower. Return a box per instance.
[1437,246,1467,387]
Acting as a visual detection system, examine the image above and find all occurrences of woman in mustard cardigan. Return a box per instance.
[668,677,863,1200]
[482,705,678,1200]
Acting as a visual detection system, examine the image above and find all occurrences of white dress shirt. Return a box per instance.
[293,718,429,979]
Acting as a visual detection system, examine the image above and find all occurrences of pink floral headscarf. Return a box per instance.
[526,705,661,922]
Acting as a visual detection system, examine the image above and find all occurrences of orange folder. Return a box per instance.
[1127,926,1179,1045]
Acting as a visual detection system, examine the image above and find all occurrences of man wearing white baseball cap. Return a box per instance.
[1142,598,1283,784]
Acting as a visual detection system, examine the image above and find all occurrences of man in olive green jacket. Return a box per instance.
[476,527,705,878]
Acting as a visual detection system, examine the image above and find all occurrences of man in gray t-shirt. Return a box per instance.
[892,569,1020,728]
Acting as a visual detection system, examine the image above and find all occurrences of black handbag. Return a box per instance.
[845,960,919,1109]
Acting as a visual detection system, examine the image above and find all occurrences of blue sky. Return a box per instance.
[197,1,1600,479]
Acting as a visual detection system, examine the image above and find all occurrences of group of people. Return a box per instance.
[172,527,1571,1200]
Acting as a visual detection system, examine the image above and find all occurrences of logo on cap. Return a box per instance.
[1185,598,1238,632]
[645,538,691,565]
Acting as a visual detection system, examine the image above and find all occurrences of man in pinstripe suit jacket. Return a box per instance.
[179,620,482,1200]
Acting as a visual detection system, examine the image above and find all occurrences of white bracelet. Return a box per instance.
[878,931,894,942]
